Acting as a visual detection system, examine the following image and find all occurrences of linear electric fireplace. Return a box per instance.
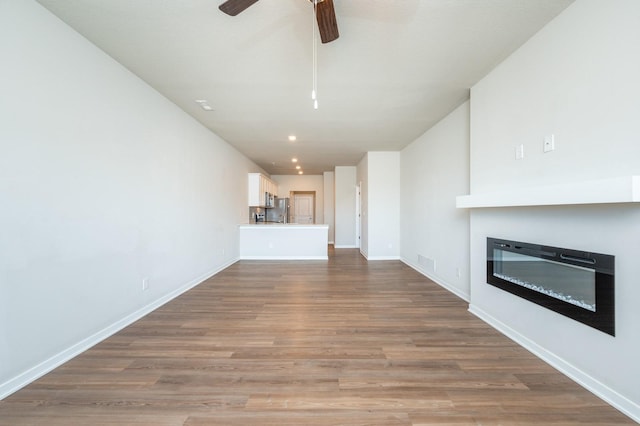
[487,238,615,336]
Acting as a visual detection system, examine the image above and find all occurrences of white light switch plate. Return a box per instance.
[544,134,555,152]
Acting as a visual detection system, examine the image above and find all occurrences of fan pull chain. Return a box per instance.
[312,0,318,109]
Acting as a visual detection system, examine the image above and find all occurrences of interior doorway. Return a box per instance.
[356,182,361,249]
[290,191,316,224]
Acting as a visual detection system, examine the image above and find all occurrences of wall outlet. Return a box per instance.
[222,248,226,256]
[142,277,149,291]
[456,268,462,278]
[543,134,555,152]
[515,144,524,160]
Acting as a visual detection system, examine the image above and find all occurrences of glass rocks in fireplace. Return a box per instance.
[487,238,615,336]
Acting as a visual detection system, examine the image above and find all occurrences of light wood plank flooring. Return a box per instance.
[0,248,634,425]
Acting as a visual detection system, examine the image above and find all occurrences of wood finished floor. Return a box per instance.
[0,248,634,425]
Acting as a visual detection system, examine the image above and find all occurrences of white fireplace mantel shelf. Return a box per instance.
[456,176,640,209]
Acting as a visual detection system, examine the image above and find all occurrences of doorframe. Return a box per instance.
[290,191,316,224]
[355,182,361,249]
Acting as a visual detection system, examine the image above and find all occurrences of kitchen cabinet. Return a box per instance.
[248,173,279,207]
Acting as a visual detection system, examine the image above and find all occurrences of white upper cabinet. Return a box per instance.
[248,173,279,207]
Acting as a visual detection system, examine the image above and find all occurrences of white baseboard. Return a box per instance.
[364,255,401,260]
[0,257,239,400]
[468,304,640,423]
[334,245,358,248]
[401,257,470,302]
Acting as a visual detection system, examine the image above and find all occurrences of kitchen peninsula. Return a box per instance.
[238,223,329,260]
[242,172,328,259]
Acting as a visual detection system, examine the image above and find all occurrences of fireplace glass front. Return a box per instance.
[487,238,615,336]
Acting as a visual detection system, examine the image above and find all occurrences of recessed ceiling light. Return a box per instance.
[291,158,298,163]
[298,171,304,175]
[288,135,297,142]
[296,165,301,170]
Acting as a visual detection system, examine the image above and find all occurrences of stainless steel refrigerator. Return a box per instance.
[266,197,290,223]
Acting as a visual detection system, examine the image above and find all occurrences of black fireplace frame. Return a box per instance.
[487,237,615,336]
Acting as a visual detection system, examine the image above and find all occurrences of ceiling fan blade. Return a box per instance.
[315,0,339,43]
[219,0,259,16]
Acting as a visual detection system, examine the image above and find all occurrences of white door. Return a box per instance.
[293,193,314,224]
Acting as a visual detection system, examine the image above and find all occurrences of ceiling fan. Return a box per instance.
[218,0,339,43]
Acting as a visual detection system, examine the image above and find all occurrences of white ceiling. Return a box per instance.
[36,0,574,175]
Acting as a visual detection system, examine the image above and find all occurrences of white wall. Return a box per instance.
[323,172,335,243]
[334,166,357,248]
[359,152,400,260]
[356,156,369,257]
[0,0,256,398]
[400,102,470,300]
[271,174,324,224]
[471,2,640,193]
[469,0,640,420]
